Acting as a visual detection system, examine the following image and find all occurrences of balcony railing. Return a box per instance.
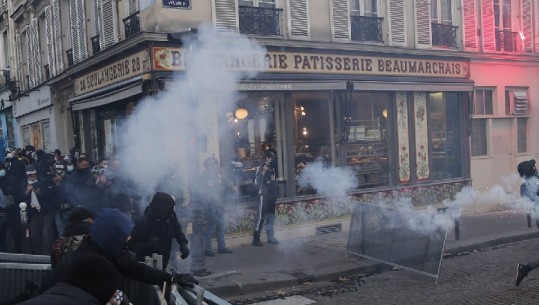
[66,49,74,67]
[124,11,141,39]
[91,35,100,54]
[351,15,383,42]
[496,30,519,52]
[432,23,458,48]
[239,6,282,36]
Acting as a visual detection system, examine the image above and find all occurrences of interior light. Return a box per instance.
[235,107,248,120]
[382,109,388,118]
[301,111,306,116]
[302,127,308,136]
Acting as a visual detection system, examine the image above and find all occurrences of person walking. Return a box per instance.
[515,159,539,286]
[252,151,279,246]
[129,192,190,269]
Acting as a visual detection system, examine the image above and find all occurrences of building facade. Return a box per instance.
[0,0,537,235]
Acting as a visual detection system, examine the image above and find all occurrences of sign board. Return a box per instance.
[163,0,190,8]
[152,47,470,78]
[74,50,150,96]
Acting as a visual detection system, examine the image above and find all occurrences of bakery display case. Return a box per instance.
[346,139,389,188]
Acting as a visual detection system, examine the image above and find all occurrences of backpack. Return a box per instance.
[51,234,88,266]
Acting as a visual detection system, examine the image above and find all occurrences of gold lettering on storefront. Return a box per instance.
[74,50,149,96]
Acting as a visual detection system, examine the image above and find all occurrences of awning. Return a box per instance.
[352,80,474,92]
[164,79,347,91]
[70,76,143,111]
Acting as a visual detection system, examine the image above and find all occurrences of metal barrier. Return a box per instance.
[0,262,51,300]
[0,252,50,263]
[347,204,447,280]
[171,284,232,305]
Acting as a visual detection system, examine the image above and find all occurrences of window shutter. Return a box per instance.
[25,30,34,89]
[53,0,64,73]
[513,90,528,115]
[213,0,239,33]
[45,6,56,78]
[287,0,310,40]
[100,0,119,49]
[463,0,478,50]
[16,34,22,88]
[388,0,406,46]
[69,0,80,63]
[521,0,533,53]
[31,18,42,85]
[480,0,496,52]
[76,0,88,61]
[414,0,431,48]
[330,0,350,42]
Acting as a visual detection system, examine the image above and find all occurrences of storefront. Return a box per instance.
[13,86,59,151]
[0,89,14,151]
[154,45,473,235]
[68,48,151,160]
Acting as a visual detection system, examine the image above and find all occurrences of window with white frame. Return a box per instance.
[239,0,276,8]
[471,119,488,156]
[22,126,30,146]
[473,88,494,115]
[350,0,378,17]
[494,0,512,32]
[517,118,527,153]
[431,0,452,24]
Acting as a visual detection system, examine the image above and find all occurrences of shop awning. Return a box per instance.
[70,76,143,111]
[352,79,474,92]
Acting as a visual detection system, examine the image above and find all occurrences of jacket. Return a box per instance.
[17,282,100,305]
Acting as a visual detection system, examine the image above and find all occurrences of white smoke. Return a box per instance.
[298,161,358,198]
[116,25,266,199]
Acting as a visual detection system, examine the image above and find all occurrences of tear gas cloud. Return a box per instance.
[116,25,266,200]
[299,161,531,234]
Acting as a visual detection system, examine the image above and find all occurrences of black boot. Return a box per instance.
[516,263,532,286]
[252,232,263,247]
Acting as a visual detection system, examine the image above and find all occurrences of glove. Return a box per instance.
[180,248,190,260]
[171,273,198,288]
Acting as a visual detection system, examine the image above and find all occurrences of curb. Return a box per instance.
[203,231,539,299]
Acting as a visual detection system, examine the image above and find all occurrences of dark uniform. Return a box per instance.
[252,151,279,246]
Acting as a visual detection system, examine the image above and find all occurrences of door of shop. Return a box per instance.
[491,119,514,184]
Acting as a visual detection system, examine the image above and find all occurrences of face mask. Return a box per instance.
[27,180,36,185]
[67,165,75,172]
[0,169,6,177]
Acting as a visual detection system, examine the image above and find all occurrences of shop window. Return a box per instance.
[293,92,332,195]
[345,92,390,189]
[473,89,493,115]
[226,93,279,202]
[517,118,527,153]
[22,126,30,146]
[471,119,488,156]
[429,92,462,180]
[40,120,51,152]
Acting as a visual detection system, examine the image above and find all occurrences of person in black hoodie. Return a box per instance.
[130,192,190,270]
[0,161,19,252]
[64,157,101,213]
[17,253,120,305]
[44,208,196,291]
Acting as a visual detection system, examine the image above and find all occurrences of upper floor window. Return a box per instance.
[239,0,276,8]
[349,0,382,42]
[494,0,517,51]
[431,0,452,24]
[350,0,377,17]
[239,0,282,36]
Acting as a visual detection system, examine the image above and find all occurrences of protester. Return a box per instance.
[515,159,539,286]
[198,157,234,256]
[0,161,18,252]
[51,160,71,235]
[253,150,279,246]
[16,253,121,305]
[130,192,190,269]
[50,207,94,267]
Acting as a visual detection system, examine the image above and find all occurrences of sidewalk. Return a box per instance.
[175,210,539,299]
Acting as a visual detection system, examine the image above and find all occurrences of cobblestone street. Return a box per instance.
[230,238,539,305]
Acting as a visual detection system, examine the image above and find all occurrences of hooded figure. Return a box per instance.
[37,208,197,298]
[130,192,190,269]
[16,253,120,305]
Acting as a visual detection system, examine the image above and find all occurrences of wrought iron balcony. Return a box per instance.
[496,30,519,52]
[124,11,141,39]
[66,49,74,67]
[431,23,458,48]
[91,35,100,55]
[239,6,282,36]
[351,16,383,42]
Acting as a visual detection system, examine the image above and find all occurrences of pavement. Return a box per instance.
[173,210,539,299]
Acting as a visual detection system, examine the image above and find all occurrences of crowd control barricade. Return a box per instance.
[346,203,447,281]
